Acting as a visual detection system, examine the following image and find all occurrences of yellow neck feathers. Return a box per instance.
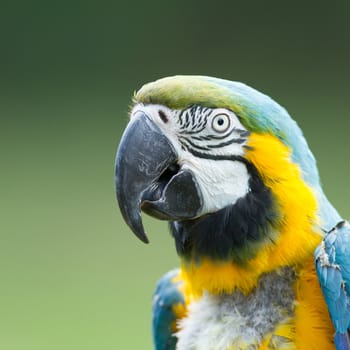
[180,133,322,296]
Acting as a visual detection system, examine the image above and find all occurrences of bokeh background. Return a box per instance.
[1,1,350,349]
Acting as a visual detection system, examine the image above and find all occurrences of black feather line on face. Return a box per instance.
[206,137,246,148]
[169,162,278,264]
[178,136,210,151]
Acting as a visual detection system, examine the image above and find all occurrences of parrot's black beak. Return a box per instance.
[115,112,203,243]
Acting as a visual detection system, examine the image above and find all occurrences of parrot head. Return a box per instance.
[115,75,332,269]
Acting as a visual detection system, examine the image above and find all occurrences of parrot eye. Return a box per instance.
[211,113,231,133]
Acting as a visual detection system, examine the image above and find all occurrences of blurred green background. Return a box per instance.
[1,1,349,349]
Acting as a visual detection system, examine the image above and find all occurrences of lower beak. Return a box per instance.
[115,112,202,243]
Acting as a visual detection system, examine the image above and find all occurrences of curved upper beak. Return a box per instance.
[115,112,202,243]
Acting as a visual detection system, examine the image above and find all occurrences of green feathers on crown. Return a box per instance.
[134,75,273,134]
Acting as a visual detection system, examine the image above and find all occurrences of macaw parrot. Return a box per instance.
[115,75,350,350]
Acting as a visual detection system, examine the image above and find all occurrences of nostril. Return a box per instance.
[158,110,169,123]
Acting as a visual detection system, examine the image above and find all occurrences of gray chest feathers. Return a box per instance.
[175,268,296,350]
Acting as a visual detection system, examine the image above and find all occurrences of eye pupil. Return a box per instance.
[211,113,230,133]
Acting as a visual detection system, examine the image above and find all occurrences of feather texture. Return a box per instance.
[315,221,350,349]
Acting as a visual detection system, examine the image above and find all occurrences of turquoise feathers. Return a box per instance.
[152,270,184,350]
[315,221,350,349]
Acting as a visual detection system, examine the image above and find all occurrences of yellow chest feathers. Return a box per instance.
[256,259,334,350]
[176,259,334,350]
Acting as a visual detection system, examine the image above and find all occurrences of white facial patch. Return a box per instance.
[181,158,250,215]
[130,104,251,214]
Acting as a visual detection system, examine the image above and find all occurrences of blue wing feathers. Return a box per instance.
[152,269,185,350]
[315,221,350,348]
[335,333,350,350]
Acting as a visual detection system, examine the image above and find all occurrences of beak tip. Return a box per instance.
[124,207,150,244]
[132,225,150,244]
[141,236,150,244]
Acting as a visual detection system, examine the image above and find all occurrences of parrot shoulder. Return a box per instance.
[315,220,350,349]
[152,269,186,350]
